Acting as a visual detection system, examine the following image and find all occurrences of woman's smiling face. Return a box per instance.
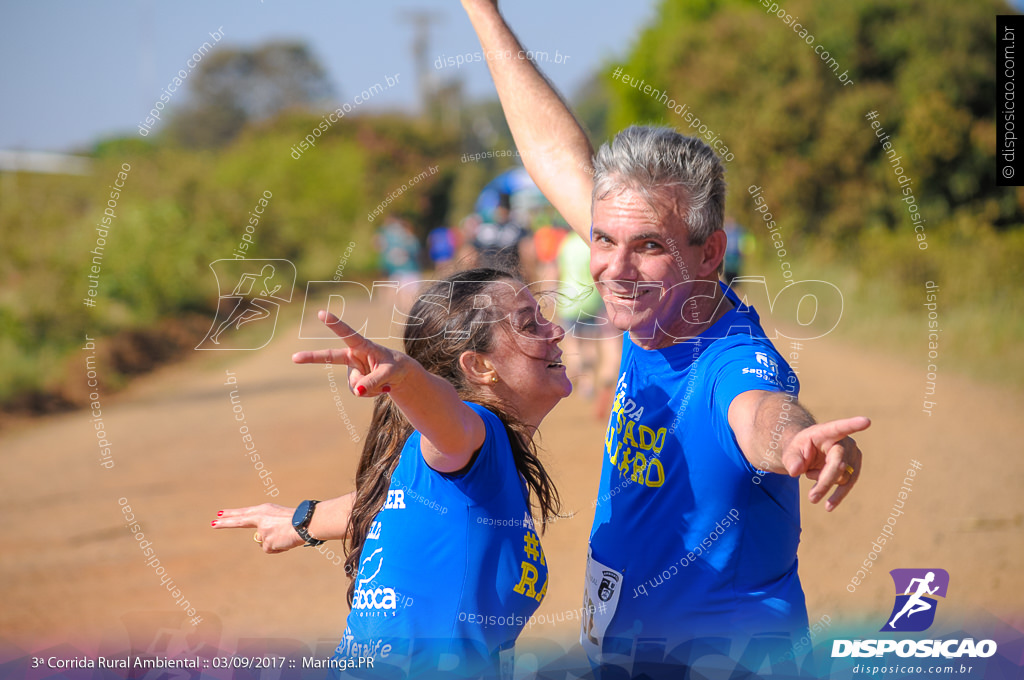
[481,282,572,426]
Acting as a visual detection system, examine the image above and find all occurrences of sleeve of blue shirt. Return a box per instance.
[704,336,800,473]
[437,401,513,503]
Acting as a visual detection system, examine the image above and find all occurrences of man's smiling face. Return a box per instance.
[590,188,709,347]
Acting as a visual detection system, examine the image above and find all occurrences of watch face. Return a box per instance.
[292,500,311,528]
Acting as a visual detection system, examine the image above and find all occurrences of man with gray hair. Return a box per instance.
[462,1,869,674]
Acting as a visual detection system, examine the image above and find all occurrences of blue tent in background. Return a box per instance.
[473,166,548,218]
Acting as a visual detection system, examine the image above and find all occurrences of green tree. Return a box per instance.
[606,0,1015,246]
[168,42,334,148]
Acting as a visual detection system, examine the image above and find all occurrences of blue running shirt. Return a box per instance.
[333,402,547,678]
[583,282,808,663]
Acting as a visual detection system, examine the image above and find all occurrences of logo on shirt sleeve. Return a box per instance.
[740,351,783,385]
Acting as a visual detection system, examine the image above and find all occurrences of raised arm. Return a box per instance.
[461,0,595,239]
[292,311,485,473]
[729,390,869,511]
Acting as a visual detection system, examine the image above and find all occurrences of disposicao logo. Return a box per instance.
[832,569,997,659]
[881,568,949,632]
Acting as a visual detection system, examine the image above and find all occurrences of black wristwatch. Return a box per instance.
[292,500,325,547]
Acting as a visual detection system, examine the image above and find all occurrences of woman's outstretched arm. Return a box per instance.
[292,310,486,473]
[212,492,355,553]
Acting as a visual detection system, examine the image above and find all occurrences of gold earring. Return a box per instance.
[491,376,499,383]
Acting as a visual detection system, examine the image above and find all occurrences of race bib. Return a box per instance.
[580,549,624,660]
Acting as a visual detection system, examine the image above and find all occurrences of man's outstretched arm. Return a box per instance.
[729,390,869,511]
[461,0,595,240]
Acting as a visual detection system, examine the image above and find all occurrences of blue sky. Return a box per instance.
[0,0,658,152]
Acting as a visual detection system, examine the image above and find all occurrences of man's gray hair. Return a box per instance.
[592,125,726,245]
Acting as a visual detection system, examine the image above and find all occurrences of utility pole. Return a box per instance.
[397,9,444,116]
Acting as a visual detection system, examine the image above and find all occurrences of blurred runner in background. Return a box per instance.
[533,216,569,291]
[723,217,753,285]
[471,194,533,276]
[428,224,459,277]
[375,217,422,313]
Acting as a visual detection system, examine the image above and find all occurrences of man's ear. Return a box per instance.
[698,230,727,278]
[459,351,497,386]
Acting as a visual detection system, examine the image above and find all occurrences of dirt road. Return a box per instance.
[1,297,1021,658]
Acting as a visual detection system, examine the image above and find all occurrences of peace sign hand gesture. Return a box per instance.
[291,310,413,397]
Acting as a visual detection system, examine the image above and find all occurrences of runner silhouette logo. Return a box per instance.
[197,259,296,350]
[881,568,949,632]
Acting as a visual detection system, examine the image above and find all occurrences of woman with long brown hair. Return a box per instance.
[213,268,570,678]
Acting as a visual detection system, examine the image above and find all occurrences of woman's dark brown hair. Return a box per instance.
[343,268,562,605]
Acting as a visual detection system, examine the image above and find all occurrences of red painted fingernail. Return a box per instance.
[381,386,391,393]
[217,510,224,517]
[211,520,218,527]
[356,385,367,396]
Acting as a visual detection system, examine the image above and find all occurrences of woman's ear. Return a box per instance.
[459,351,498,386]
